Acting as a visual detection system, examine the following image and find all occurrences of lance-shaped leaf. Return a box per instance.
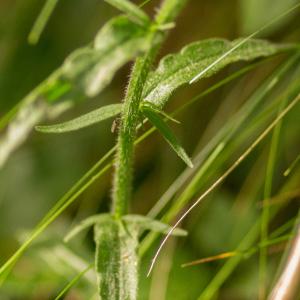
[36,103,122,134]
[141,104,193,168]
[143,38,291,108]
[122,215,187,236]
[62,16,152,97]
[104,0,150,26]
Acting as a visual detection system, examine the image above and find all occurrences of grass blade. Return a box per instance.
[147,93,300,277]
[28,0,59,45]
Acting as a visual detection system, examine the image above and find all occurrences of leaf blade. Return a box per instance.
[104,0,150,26]
[36,103,122,133]
[142,105,193,168]
[143,38,292,108]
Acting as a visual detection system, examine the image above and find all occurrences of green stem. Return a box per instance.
[112,0,188,218]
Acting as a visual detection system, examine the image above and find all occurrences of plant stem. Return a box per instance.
[112,0,188,218]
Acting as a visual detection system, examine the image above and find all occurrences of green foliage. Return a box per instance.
[141,103,193,168]
[0,14,153,168]
[65,213,186,300]
[104,0,150,26]
[61,15,153,98]
[1,1,300,299]
[36,104,122,133]
[143,38,291,108]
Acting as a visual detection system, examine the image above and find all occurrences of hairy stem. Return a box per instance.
[112,0,188,218]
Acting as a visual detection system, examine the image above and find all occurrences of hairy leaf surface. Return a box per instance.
[36,104,122,133]
[143,38,290,108]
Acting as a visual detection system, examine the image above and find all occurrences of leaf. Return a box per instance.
[0,15,152,167]
[64,214,110,242]
[141,102,180,123]
[94,217,138,300]
[122,215,187,236]
[62,16,152,97]
[141,105,193,168]
[143,38,290,108]
[104,0,150,26]
[36,103,122,134]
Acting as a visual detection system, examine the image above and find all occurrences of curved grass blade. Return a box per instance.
[54,264,93,300]
[28,0,59,45]
[36,103,122,133]
[198,186,300,300]
[147,93,300,277]
[105,0,150,26]
[146,54,300,222]
[142,104,193,168]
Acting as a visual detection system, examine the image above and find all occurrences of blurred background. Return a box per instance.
[0,0,300,299]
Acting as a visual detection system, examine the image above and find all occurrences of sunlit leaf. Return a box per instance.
[141,104,193,168]
[143,38,291,108]
[36,103,122,134]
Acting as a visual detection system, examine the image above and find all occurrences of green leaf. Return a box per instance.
[64,214,110,242]
[104,0,150,26]
[122,215,187,236]
[141,104,193,168]
[94,216,138,300]
[36,103,122,134]
[62,16,152,97]
[0,16,152,167]
[141,102,180,123]
[143,38,290,108]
